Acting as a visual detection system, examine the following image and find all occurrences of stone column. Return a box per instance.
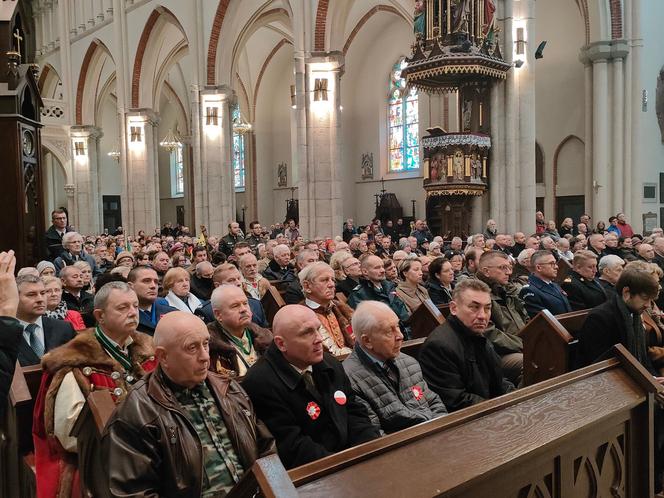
[297,52,344,239]
[583,62,593,214]
[196,87,236,236]
[125,109,160,235]
[64,184,76,228]
[69,2,77,38]
[70,126,103,234]
[629,0,643,226]
[46,2,55,50]
[517,0,536,232]
[79,0,87,33]
[580,41,628,222]
[97,0,105,23]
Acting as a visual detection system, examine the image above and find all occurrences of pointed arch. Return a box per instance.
[253,38,292,117]
[343,5,408,56]
[207,0,232,86]
[553,134,585,198]
[131,6,188,109]
[38,63,62,98]
[314,0,329,51]
[76,39,114,125]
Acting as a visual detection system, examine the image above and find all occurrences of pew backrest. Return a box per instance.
[406,300,444,339]
[554,309,589,337]
[554,257,572,284]
[261,286,286,326]
[521,309,576,386]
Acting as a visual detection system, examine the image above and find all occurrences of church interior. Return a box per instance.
[2,0,664,496]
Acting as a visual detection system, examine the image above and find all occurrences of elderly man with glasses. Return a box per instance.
[476,250,528,386]
[520,250,573,318]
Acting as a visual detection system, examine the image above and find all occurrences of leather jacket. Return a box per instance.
[103,367,276,497]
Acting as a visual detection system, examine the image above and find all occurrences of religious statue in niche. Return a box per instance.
[656,65,664,143]
[483,0,497,42]
[453,150,465,180]
[277,162,287,187]
[361,152,374,179]
[429,152,442,182]
[462,99,473,132]
[413,0,426,38]
[452,0,472,33]
[471,154,483,180]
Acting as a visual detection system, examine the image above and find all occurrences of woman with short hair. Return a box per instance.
[163,267,202,313]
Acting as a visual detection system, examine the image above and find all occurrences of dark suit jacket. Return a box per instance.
[0,317,23,415]
[560,271,607,311]
[576,294,655,374]
[195,297,269,329]
[242,344,380,469]
[45,225,72,261]
[520,274,572,318]
[284,279,305,305]
[335,277,359,298]
[17,317,76,366]
[419,316,514,412]
[136,300,178,336]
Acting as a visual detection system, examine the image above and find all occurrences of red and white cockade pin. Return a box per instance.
[411,385,424,400]
[333,390,347,405]
[306,401,321,420]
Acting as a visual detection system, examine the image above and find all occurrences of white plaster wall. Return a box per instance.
[535,0,586,219]
[98,93,122,196]
[341,12,427,225]
[637,0,664,226]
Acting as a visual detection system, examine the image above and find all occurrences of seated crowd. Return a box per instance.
[1,208,664,496]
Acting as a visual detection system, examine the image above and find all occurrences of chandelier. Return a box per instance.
[232,113,252,135]
[159,128,182,152]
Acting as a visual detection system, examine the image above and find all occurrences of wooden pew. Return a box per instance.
[0,363,42,498]
[554,309,589,336]
[438,304,451,318]
[230,345,659,497]
[406,300,444,340]
[555,257,572,284]
[521,310,577,386]
[261,286,286,326]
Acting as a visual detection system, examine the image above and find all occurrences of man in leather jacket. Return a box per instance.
[102,311,276,497]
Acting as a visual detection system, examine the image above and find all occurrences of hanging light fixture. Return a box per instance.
[159,127,182,152]
[232,112,252,135]
[107,142,121,161]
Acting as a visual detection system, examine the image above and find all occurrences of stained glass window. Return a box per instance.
[388,58,419,172]
[232,105,246,192]
[170,145,184,197]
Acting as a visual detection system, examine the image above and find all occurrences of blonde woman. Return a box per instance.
[163,267,202,313]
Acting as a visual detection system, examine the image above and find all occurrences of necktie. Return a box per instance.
[302,370,320,399]
[383,359,399,387]
[26,323,44,358]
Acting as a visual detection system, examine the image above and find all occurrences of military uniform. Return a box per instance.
[560,270,607,311]
[245,233,267,252]
[520,274,572,318]
[33,327,156,498]
[218,233,244,256]
[347,279,411,339]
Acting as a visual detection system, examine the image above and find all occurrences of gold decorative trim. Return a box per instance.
[425,186,486,197]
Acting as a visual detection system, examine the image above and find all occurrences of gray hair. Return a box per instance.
[210,284,240,311]
[298,261,333,285]
[62,231,82,247]
[16,273,41,290]
[296,249,318,268]
[598,254,625,273]
[398,238,409,250]
[351,300,395,338]
[273,244,290,258]
[94,281,134,310]
[17,267,39,278]
[517,248,536,266]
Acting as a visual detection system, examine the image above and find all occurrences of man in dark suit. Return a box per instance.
[520,250,572,318]
[561,250,607,311]
[576,267,659,371]
[45,209,72,261]
[242,305,380,469]
[127,266,177,335]
[419,278,514,412]
[284,249,318,304]
[15,274,75,366]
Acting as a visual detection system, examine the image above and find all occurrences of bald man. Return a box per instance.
[343,301,447,434]
[208,285,272,377]
[242,305,380,469]
[103,311,275,498]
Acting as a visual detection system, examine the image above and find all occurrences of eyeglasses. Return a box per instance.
[538,261,557,267]
[342,262,360,271]
[486,265,512,272]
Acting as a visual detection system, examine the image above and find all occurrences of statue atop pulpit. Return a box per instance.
[414,0,426,38]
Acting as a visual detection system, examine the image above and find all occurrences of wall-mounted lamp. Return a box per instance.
[515,27,525,55]
[205,106,219,126]
[514,59,524,69]
[107,142,121,162]
[290,85,297,109]
[314,78,328,101]
[74,141,86,156]
[130,126,142,142]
